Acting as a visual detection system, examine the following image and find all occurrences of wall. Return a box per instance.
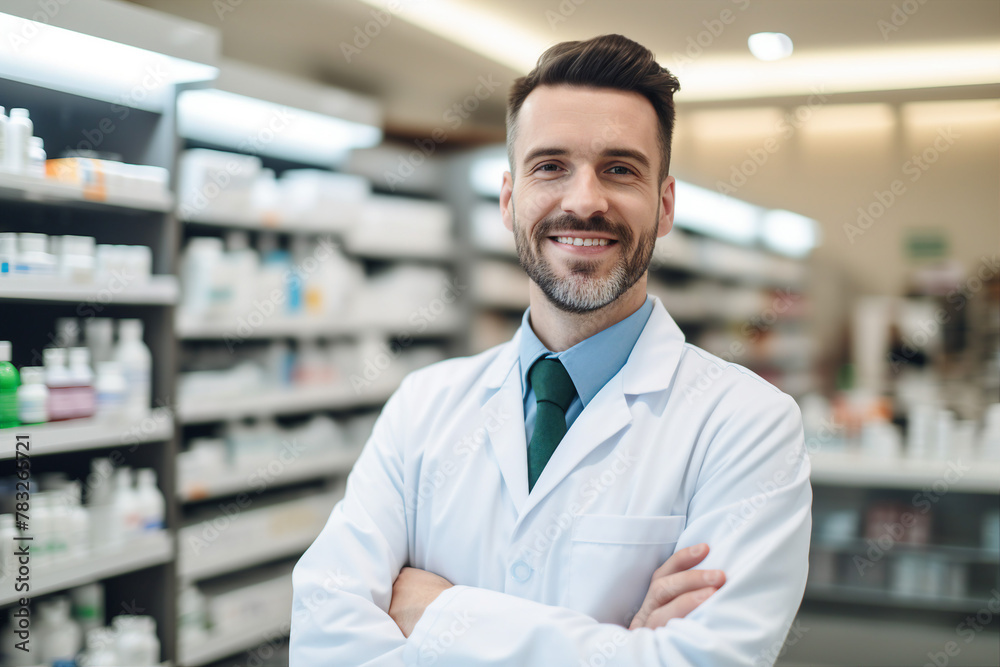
[672,98,999,297]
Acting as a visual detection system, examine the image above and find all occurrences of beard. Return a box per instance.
[512,206,658,314]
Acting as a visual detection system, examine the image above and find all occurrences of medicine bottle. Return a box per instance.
[0,341,20,428]
[17,366,48,425]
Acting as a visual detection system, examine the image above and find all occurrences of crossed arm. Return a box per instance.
[290,381,811,666]
[388,543,725,637]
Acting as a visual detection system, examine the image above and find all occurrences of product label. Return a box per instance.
[48,387,96,421]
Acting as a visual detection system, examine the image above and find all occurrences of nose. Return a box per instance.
[560,168,609,221]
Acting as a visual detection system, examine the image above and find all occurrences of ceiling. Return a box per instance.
[87,1,1000,302]
[127,0,1000,141]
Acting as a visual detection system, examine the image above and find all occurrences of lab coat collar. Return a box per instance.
[480,295,685,392]
[620,295,687,395]
[481,326,523,390]
[479,296,688,518]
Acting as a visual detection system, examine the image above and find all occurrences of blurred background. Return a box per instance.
[0,0,997,665]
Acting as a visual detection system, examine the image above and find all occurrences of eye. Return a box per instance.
[536,163,562,172]
[607,165,635,176]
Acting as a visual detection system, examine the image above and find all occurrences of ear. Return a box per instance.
[657,175,675,238]
[500,170,515,233]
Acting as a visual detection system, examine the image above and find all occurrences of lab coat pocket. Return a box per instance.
[567,514,685,626]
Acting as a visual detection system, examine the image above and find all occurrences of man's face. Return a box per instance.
[500,84,675,314]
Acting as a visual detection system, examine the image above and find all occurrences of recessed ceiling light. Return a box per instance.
[748,32,794,61]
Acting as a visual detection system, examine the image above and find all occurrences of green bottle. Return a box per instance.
[0,341,21,428]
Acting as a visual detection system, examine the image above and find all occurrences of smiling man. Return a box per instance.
[291,34,811,667]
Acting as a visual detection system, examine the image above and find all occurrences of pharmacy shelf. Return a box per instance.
[177,376,400,424]
[176,315,356,340]
[179,614,289,667]
[345,238,459,263]
[470,240,806,290]
[649,238,807,290]
[179,448,361,502]
[805,582,991,613]
[474,295,530,313]
[811,540,1000,564]
[809,451,1000,493]
[0,171,173,213]
[180,210,338,235]
[0,531,173,606]
[176,312,462,340]
[178,490,341,581]
[179,531,315,582]
[0,408,173,459]
[472,245,518,263]
[0,275,179,305]
[178,520,324,583]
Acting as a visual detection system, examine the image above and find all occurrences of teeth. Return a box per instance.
[555,237,610,247]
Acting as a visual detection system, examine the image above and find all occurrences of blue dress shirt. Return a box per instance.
[519,295,654,446]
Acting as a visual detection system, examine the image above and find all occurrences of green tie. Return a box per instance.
[527,358,577,492]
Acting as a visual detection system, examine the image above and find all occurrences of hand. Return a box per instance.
[389,566,454,638]
[628,543,725,630]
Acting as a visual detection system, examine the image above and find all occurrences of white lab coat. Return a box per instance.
[290,296,812,666]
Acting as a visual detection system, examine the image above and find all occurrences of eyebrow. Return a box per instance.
[604,149,651,171]
[522,147,568,166]
[521,146,652,172]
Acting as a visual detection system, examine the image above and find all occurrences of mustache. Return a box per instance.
[533,214,634,246]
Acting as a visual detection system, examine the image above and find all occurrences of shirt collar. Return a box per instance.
[518,295,655,406]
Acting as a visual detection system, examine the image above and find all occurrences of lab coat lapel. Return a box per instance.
[477,298,688,520]
[518,297,687,518]
[479,332,530,514]
[519,375,632,518]
[619,296,687,395]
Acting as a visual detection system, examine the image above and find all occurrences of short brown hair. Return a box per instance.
[506,34,680,182]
